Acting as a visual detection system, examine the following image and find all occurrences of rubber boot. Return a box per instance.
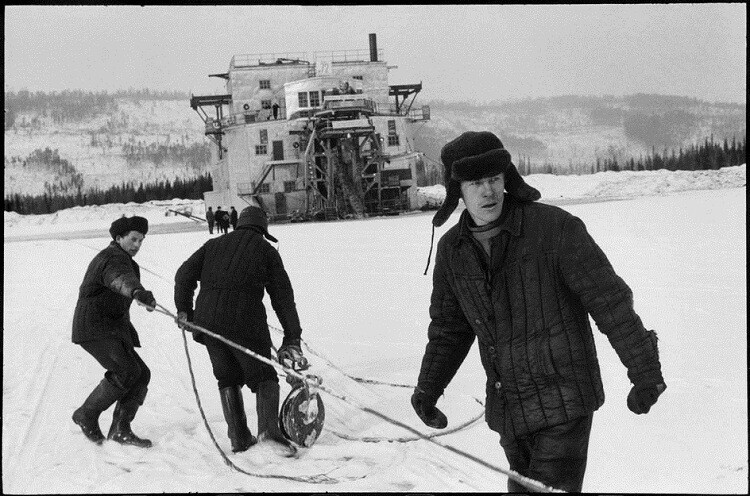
[256,380,297,456]
[107,387,153,448]
[219,385,257,453]
[73,378,124,445]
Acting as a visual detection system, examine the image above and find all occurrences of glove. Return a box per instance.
[175,311,191,330]
[132,289,156,311]
[411,388,448,429]
[277,341,309,371]
[627,382,666,414]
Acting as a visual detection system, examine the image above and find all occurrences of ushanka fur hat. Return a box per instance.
[109,215,149,239]
[431,131,541,227]
[237,206,278,242]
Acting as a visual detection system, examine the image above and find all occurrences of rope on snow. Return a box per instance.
[68,238,562,493]
[150,303,562,493]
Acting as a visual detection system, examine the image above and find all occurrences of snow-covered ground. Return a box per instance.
[3,165,747,493]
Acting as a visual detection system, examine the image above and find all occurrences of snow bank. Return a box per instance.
[4,165,745,238]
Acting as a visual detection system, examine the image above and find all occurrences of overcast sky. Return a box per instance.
[4,4,746,104]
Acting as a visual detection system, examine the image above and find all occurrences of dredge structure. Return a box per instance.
[190,33,430,220]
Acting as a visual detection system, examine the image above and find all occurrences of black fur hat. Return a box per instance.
[109,215,149,239]
[237,206,278,242]
[431,131,541,227]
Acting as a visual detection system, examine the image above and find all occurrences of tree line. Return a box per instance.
[122,141,210,169]
[4,88,192,129]
[5,173,213,215]
[515,134,746,175]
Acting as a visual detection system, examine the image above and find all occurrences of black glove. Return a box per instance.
[132,289,156,311]
[411,388,448,429]
[278,341,309,371]
[175,310,192,330]
[627,382,666,414]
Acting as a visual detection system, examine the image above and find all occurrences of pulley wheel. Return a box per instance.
[279,382,325,447]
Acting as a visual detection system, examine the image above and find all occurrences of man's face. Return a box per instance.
[460,173,505,226]
[116,231,145,257]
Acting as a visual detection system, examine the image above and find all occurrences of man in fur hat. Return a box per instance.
[174,205,305,456]
[412,131,666,492]
[72,215,158,448]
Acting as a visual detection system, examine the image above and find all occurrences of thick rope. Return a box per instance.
[264,323,488,443]
[152,303,562,493]
[73,241,561,491]
[178,323,359,484]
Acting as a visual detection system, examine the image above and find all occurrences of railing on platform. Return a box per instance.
[231,53,310,68]
[229,48,384,69]
[325,49,383,63]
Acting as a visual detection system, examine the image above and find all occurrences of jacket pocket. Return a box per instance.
[530,321,565,379]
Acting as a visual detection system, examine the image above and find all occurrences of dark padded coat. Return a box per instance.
[71,241,146,347]
[173,225,302,350]
[417,195,663,441]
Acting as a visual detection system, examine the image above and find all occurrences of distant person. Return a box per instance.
[412,131,666,492]
[215,206,228,235]
[71,216,158,448]
[229,206,238,231]
[174,206,306,456]
[206,206,215,234]
[272,102,279,120]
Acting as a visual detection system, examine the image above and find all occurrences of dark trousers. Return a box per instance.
[208,221,214,234]
[204,337,277,392]
[501,413,593,493]
[79,339,151,404]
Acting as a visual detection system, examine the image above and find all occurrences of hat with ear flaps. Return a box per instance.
[431,131,541,227]
[237,205,278,243]
[423,131,541,275]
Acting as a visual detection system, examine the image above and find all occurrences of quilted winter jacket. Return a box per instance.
[71,241,146,346]
[173,225,302,350]
[417,195,663,441]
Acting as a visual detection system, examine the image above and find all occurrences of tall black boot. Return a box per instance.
[256,380,297,456]
[219,385,257,453]
[107,387,153,448]
[72,378,124,445]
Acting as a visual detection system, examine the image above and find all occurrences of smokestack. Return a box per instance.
[369,33,378,62]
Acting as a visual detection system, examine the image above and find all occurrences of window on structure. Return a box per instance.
[298,92,308,107]
[261,100,272,110]
[388,134,400,147]
[259,129,268,144]
[258,183,270,194]
[308,91,320,107]
[259,80,271,89]
[284,180,296,192]
[388,120,397,135]
[255,145,268,155]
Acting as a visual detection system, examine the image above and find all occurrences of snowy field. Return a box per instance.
[3,166,747,493]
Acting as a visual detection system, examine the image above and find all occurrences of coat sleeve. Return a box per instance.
[102,254,143,299]
[417,240,476,400]
[174,245,206,318]
[265,247,302,345]
[558,215,663,386]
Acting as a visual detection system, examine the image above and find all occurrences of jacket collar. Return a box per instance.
[454,194,523,245]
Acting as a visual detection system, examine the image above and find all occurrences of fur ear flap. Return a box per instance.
[432,180,462,227]
[504,163,541,202]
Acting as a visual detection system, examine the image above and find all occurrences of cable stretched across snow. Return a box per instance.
[71,240,562,492]
[146,301,563,492]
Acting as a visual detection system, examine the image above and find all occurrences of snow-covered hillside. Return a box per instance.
[2,166,747,493]
[4,99,208,196]
[6,93,746,196]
